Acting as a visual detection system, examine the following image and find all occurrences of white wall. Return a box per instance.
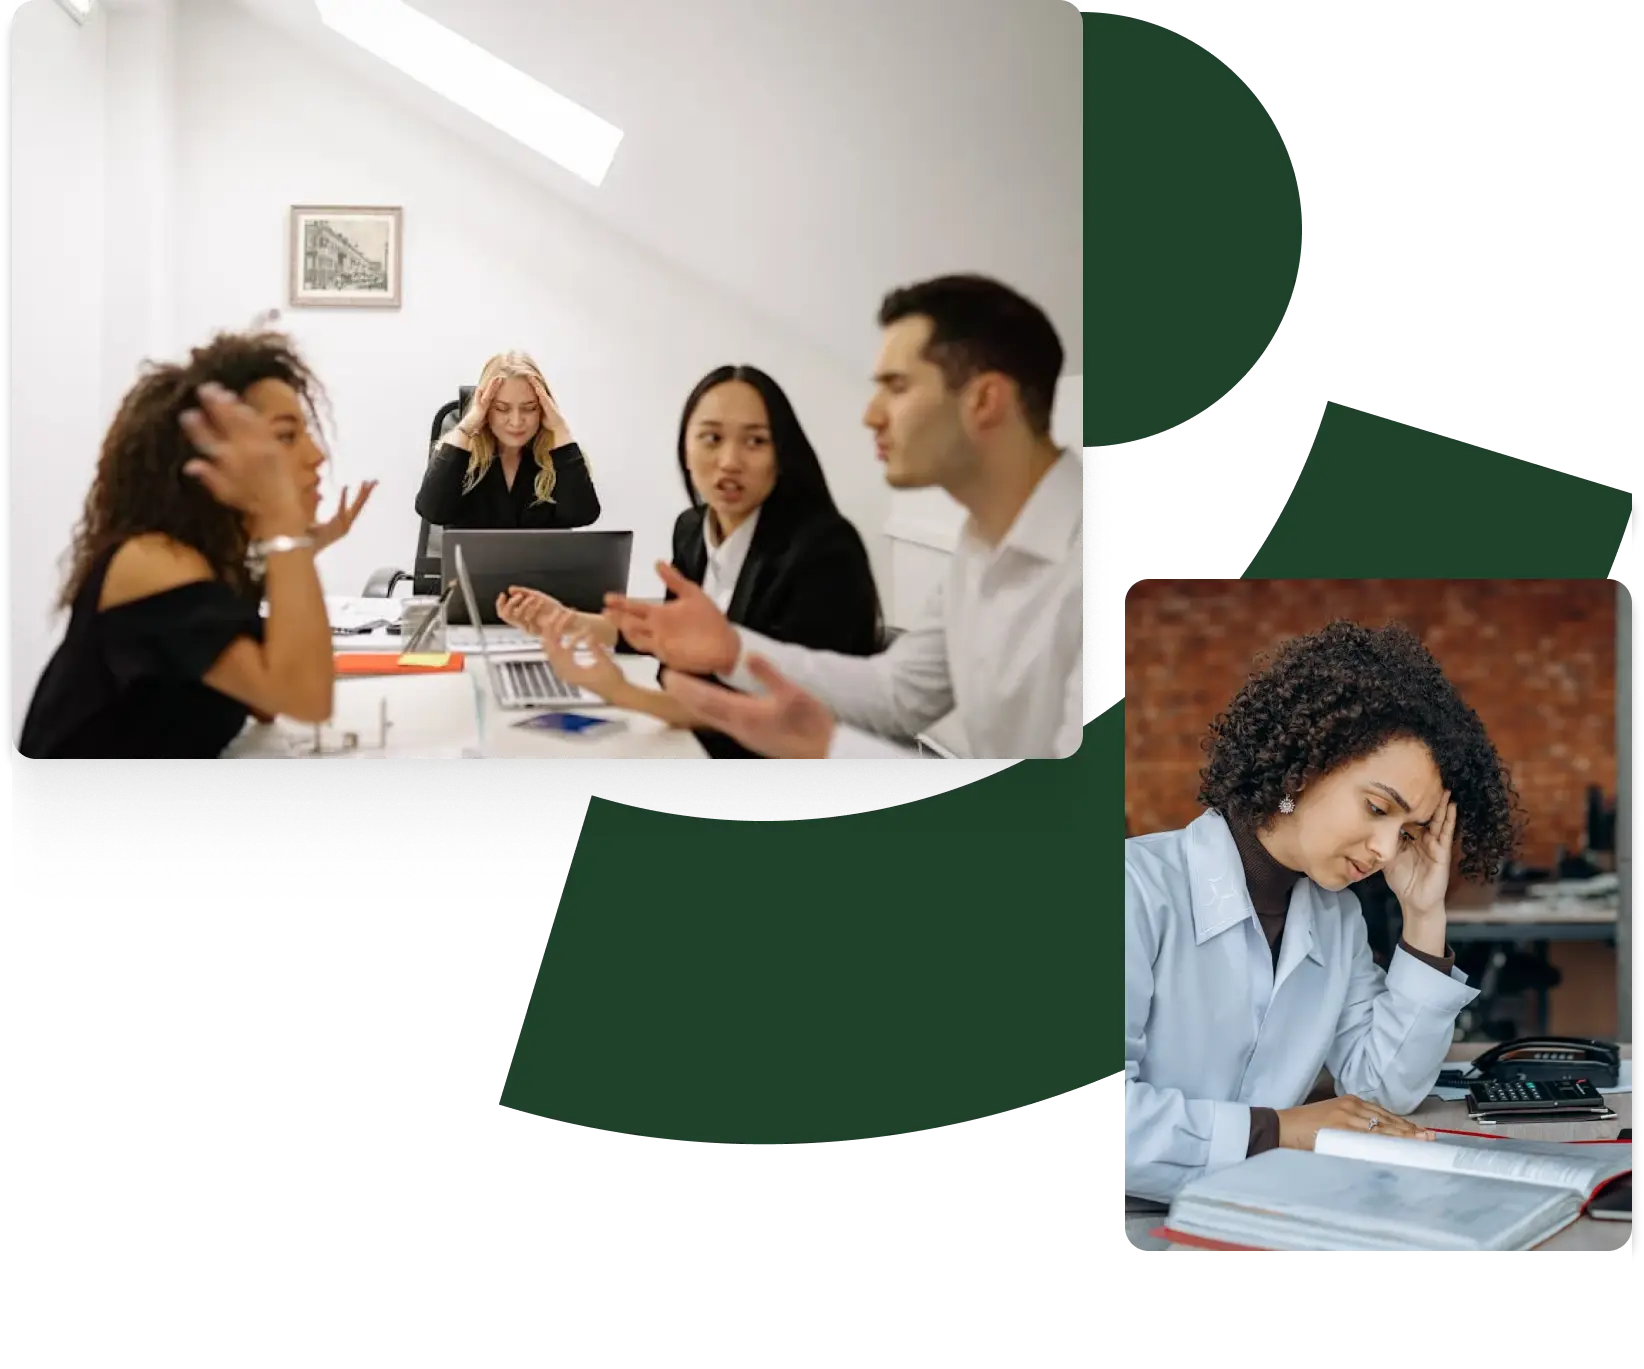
[7,0,108,740]
[100,0,177,419]
[165,0,890,605]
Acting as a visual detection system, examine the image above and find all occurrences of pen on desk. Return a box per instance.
[401,586,454,655]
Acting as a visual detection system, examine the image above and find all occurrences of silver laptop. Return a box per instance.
[451,542,596,710]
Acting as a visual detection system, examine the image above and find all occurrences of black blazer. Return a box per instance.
[414,440,601,530]
[650,502,882,758]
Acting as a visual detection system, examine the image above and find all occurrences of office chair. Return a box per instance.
[359,384,474,597]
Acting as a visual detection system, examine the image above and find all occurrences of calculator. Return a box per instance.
[1466,1076,1613,1121]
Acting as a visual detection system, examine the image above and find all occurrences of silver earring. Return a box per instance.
[1278,796,1296,815]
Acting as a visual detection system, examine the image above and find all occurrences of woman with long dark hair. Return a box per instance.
[496,364,882,756]
[19,329,374,757]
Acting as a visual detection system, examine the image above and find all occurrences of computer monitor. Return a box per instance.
[441,529,634,624]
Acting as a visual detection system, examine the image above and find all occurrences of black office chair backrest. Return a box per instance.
[414,385,476,593]
[428,386,472,448]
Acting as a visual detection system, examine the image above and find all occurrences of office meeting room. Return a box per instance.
[1122,579,1632,1251]
[7,0,1083,761]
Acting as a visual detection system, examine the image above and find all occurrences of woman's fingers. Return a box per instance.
[178,408,226,459]
[1358,1101,1431,1139]
[182,459,229,501]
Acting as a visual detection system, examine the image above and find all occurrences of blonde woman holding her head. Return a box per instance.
[414,351,600,529]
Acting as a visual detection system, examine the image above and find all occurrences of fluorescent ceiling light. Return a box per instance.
[55,0,95,24]
[315,0,623,187]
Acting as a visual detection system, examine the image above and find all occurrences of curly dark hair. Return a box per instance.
[59,328,329,609]
[1197,620,1523,881]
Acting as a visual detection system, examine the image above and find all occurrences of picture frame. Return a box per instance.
[288,205,403,309]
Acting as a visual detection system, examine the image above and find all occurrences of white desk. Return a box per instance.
[225,648,705,760]
[1446,899,1619,943]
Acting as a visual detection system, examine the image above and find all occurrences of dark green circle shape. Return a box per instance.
[1090,13,1302,445]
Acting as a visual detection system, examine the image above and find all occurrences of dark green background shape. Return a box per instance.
[1089,12,1302,446]
[502,10,1634,1139]
[502,722,1115,1144]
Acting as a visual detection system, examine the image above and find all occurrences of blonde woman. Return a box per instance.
[414,351,600,529]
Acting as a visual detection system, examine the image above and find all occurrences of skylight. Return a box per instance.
[314,0,624,187]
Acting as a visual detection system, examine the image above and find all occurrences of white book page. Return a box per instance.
[1173,1151,1576,1250]
[1315,1128,1625,1194]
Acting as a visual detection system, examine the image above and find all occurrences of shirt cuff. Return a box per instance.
[1387,941,1479,1010]
[1247,1106,1281,1158]
[1208,1100,1253,1175]
[1397,937,1455,976]
[825,722,919,760]
[719,627,775,693]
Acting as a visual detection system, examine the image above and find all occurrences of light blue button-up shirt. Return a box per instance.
[1125,810,1480,1202]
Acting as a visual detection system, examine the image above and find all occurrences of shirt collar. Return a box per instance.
[1183,811,1325,966]
[963,449,1082,563]
[704,505,760,570]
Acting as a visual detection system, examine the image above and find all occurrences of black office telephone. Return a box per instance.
[1439,1037,1622,1091]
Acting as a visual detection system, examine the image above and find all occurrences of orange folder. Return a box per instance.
[334,652,466,676]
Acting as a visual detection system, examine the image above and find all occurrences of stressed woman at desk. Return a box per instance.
[414,351,600,530]
[1125,622,1523,1202]
[19,329,374,757]
[493,365,882,757]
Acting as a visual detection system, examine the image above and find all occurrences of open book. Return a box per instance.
[1157,1131,1631,1251]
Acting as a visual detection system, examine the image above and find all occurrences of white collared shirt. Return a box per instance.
[702,507,760,611]
[1124,811,1480,1203]
[722,451,1082,758]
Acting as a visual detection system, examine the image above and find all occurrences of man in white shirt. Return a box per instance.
[606,274,1081,759]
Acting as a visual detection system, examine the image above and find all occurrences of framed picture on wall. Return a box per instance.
[288,205,402,308]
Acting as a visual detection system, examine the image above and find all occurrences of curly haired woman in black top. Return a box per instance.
[19,329,376,758]
[1124,621,1523,1202]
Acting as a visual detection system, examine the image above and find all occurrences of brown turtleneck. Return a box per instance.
[1229,820,1456,1157]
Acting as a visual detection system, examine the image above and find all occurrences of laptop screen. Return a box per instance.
[450,544,492,666]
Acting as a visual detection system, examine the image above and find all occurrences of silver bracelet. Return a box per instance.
[245,534,316,576]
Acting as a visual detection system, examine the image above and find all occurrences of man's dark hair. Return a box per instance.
[1196,621,1523,882]
[877,274,1063,437]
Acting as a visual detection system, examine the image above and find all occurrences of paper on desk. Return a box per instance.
[327,596,406,629]
[1431,1059,1631,1101]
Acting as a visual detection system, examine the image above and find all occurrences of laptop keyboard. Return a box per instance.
[499,658,584,705]
[447,625,536,652]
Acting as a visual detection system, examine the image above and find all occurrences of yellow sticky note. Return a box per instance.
[398,652,451,668]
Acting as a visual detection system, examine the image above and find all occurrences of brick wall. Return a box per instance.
[1125,580,1619,867]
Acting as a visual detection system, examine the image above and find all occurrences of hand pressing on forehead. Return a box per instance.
[1390,787,1457,922]
[528,377,573,447]
[456,376,502,439]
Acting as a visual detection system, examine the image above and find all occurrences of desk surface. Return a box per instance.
[225,651,706,759]
[1448,900,1619,926]
[1126,1043,1632,1251]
